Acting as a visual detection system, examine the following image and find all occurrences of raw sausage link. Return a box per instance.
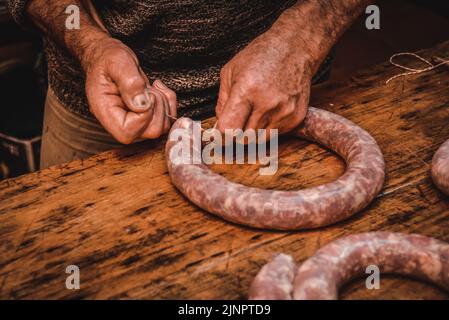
[165,107,385,230]
[431,140,449,195]
[249,232,449,300]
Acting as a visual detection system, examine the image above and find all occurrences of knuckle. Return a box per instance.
[120,137,133,145]
[283,103,296,115]
[147,130,162,139]
[220,65,233,82]
[277,93,291,104]
[86,101,100,118]
[153,131,163,139]
[143,125,163,139]
[167,90,177,101]
[114,47,136,61]
[115,132,134,145]
[290,107,307,125]
[220,66,228,78]
[258,98,278,111]
[251,91,279,110]
[123,75,145,90]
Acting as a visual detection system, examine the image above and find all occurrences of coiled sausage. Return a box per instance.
[249,232,449,299]
[431,140,449,195]
[165,107,385,230]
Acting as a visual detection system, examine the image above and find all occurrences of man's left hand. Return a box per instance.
[216,27,313,136]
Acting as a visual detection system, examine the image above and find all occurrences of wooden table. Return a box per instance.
[2,41,449,300]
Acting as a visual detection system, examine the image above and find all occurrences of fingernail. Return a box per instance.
[133,94,151,111]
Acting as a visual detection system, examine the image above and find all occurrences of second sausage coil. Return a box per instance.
[432,140,449,195]
[249,232,449,300]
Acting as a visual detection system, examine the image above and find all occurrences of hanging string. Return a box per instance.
[386,52,449,84]
[165,113,178,121]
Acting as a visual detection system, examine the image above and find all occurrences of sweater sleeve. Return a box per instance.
[7,0,33,29]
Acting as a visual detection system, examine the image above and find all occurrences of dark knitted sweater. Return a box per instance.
[8,1,331,120]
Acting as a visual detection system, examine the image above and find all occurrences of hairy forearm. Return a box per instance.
[26,0,110,70]
[270,0,374,73]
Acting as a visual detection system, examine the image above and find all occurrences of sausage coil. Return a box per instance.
[249,232,449,300]
[165,108,385,230]
[431,140,449,195]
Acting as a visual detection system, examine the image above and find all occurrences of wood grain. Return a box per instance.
[1,41,449,300]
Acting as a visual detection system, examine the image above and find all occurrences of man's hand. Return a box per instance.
[83,38,176,144]
[216,0,372,136]
[216,31,311,135]
[26,0,177,145]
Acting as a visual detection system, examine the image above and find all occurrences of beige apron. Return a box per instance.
[40,88,122,169]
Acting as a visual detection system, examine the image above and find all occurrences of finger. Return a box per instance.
[216,91,252,133]
[215,84,230,117]
[162,101,171,134]
[274,90,310,133]
[117,109,153,142]
[253,99,296,142]
[243,92,288,131]
[139,68,151,88]
[244,108,274,132]
[150,86,170,131]
[86,73,153,144]
[278,101,308,133]
[153,79,177,120]
[216,66,231,116]
[96,97,152,144]
[277,81,311,133]
[140,90,166,139]
[265,97,297,131]
[109,61,153,113]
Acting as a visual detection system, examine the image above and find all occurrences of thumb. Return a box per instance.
[109,60,153,113]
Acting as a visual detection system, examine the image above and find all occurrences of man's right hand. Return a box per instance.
[26,0,177,144]
[82,37,177,144]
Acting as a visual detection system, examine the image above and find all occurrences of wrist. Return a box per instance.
[270,0,368,74]
[25,0,112,72]
[269,6,335,74]
[78,32,116,72]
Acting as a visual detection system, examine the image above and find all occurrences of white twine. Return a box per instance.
[386,52,449,84]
